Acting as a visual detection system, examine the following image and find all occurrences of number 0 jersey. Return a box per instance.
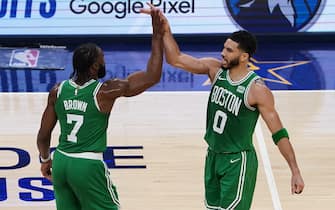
[54,79,109,153]
[204,68,260,153]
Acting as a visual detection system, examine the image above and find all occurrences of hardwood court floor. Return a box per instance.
[0,91,334,210]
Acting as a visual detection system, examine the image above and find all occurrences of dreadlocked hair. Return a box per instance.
[70,43,99,78]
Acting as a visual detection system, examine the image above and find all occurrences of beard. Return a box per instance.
[98,64,106,78]
[223,56,240,69]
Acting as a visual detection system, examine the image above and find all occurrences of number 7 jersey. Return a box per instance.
[54,79,109,153]
[204,68,260,153]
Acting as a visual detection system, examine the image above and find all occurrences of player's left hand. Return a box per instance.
[41,160,53,181]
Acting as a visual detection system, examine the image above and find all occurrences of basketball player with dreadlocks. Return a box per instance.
[36,8,163,210]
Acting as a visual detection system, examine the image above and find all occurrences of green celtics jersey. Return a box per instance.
[54,79,109,153]
[204,68,260,153]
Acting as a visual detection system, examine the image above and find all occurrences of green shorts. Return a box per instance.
[52,149,120,210]
[204,148,258,210]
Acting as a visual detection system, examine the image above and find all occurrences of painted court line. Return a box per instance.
[255,121,283,210]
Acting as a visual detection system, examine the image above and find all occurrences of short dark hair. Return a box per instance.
[228,30,257,57]
[71,43,100,77]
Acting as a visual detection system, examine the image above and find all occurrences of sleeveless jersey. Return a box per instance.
[54,79,109,153]
[204,68,260,153]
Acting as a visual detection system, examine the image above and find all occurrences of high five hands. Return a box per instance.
[140,3,170,35]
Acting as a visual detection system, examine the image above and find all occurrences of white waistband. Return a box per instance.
[57,149,103,160]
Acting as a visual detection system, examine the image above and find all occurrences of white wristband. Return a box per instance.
[39,154,51,163]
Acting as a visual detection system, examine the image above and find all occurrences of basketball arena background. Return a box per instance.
[0,0,334,207]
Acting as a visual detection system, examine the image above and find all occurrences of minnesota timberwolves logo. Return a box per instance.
[224,0,326,33]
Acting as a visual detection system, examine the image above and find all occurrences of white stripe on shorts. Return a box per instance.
[204,151,247,210]
[102,161,121,207]
[57,149,103,160]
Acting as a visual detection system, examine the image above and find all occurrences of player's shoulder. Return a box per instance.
[246,77,274,107]
[50,82,62,94]
[100,78,128,90]
[47,82,63,104]
[254,77,266,87]
[250,78,273,99]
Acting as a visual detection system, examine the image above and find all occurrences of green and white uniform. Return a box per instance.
[53,79,120,210]
[204,68,260,210]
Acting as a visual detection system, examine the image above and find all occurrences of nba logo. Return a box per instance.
[9,49,40,68]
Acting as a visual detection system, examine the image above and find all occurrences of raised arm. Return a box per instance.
[96,8,164,113]
[249,80,305,194]
[121,8,164,97]
[162,17,220,80]
[141,4,221,81]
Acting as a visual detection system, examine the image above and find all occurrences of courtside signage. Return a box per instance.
[0,146,145,205]
[0,0,332,35]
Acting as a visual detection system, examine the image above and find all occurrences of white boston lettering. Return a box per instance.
[211,85,242,116]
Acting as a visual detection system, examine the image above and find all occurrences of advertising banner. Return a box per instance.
[0,0,332,35]
[0,48,333,92]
